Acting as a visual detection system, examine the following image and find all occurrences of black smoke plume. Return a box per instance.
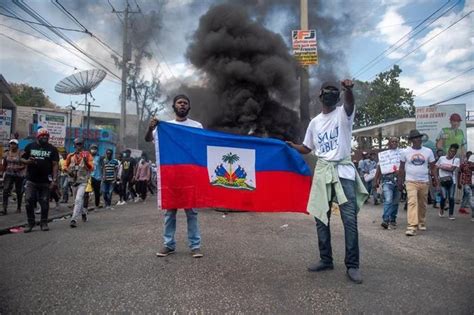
[186,4,300,141]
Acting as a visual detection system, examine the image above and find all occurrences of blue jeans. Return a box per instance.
[101,181,115,207]
[163,208,201,250]
[382,180,400,223]
[460,184,473,209]
[315,178,359,269]
[440,183,456,216]
[461,185,474,216]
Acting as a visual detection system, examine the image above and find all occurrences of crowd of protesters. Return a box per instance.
[358,132,474,236]
[0,128,156,232]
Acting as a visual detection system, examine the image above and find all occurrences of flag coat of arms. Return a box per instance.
[155,122,311,213]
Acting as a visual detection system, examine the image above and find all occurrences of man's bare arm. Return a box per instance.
[342,79,355,116]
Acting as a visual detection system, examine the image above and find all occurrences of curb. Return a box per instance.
[0,207,100,236]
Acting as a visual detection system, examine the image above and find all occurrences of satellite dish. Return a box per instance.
[55,69,107,95]
[54,69,107,148]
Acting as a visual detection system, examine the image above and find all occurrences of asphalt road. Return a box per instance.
[0,200,472,314]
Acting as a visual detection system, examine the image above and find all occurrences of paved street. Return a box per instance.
[0,200,472,313]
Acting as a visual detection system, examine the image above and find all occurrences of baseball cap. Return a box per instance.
[320,81,340,91]
[9,139,18,145]
[36,128,49,138]
[449,113,462,122]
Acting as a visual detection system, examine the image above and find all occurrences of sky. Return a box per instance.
[0,0,472,119]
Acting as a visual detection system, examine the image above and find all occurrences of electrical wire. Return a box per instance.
[369,10,473,81]
[427,89,474,106]
[416,67,474,97]
[353,0,459,79]
[0,7,118,71]
[13,0,121,80]
[0,11,85,33]
[52,0,123,58]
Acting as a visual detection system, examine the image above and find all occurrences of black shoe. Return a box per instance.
[381,221,389,229]
[70,220,77,228]
[191,248,203,258]
[347,268,363,284]
[24,225,34,233]
[40,223,49,231]
[390,221,397,229]
[156,247,175,257]
[307,261,334,272]
[0,210,6,216]
[81,214,88,222]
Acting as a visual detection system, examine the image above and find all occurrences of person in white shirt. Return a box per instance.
[436,143,460,219]
[287,80,368,284]
[398,130,439,236]
[374,137,401,229]
[145,94,204,259]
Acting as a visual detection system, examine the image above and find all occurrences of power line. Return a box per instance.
[0,31,75,69]
[353,0,459,79]
[52,0,123,58]
[0,24,121,86]
[134,0,183,84]
[428,89,474,106]
[369,10,473,81]
[0,7,117,72]
[13,0,121,81]
[417,67,474,97]
[0,11,85,33]
[107,0,124,24]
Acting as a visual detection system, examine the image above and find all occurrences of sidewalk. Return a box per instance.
[0,201,73,234]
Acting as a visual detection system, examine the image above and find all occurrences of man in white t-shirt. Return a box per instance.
[287,80,368,284]
[436,143,460,219]
[398,129,438,236]
[145,94,204,258]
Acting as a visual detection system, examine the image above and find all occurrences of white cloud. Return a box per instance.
[376,8,413,47]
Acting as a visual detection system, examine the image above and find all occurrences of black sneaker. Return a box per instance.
[40,223,49,231]
[82,214,88,222]
[24,225,34,233]
[390,221,397,229]
[191,249,203,258]
[70,220,77,228]
[381,221,389,229]
[307,261,334,272]
[156,247,175,257]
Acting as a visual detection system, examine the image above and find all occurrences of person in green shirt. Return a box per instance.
[436,113,466,158]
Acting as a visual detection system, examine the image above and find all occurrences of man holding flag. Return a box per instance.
[287,80,368,284]
[145,94,204,258]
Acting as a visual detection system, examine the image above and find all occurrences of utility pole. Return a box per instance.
[299,0,311,137]
[113,2,138,149]
[120,5,130,150]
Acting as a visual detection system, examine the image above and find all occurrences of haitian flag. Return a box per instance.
[155,122,311,213]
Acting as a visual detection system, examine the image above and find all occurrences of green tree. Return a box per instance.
[9,83,57,108]
[353,65,415,149]
[222,152,239,182]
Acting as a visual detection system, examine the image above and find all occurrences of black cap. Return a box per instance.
[320,81,340,91]
[408,129,424,139]
[173,94,190,105]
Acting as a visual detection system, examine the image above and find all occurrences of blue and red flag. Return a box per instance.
[155,122,311,213]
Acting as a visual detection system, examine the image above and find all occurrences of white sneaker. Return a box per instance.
[448,216,455,220]
[418,224,427,231]
[471,218,474,222]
